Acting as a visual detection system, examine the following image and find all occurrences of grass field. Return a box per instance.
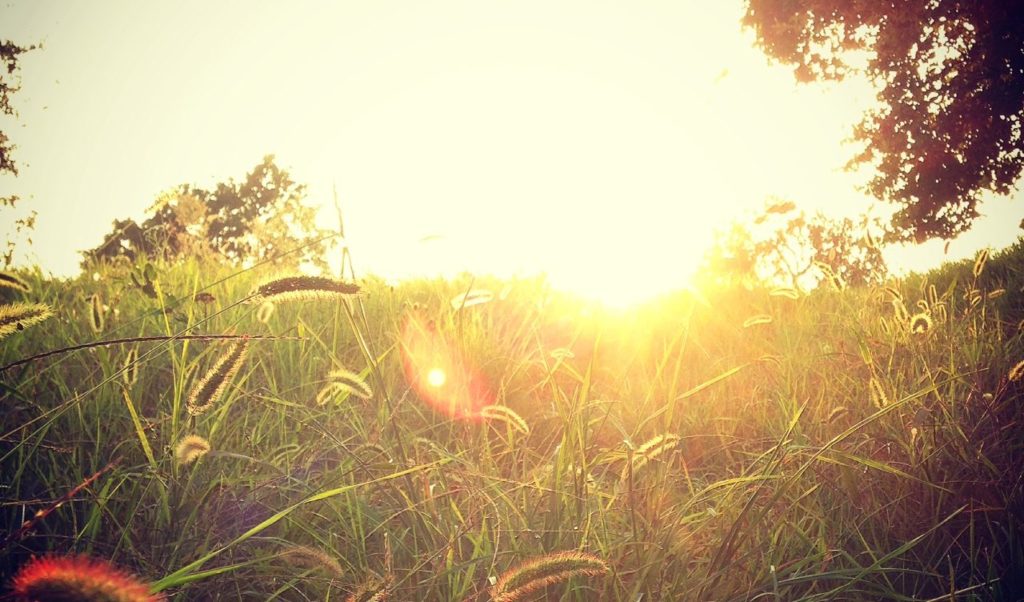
[1,242,1022,601]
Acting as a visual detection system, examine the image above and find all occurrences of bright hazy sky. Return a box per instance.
[2,1,1022,305]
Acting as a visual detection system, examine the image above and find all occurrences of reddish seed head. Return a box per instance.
[10,554,163,602]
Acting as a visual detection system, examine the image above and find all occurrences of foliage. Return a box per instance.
[699,199,888,289]
[743,1,1024,242]
[83,155,332,270]
[1,39,39,267]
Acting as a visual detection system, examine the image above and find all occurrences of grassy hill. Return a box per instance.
[1,245,1022,600]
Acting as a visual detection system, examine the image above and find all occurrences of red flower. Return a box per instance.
[10,555,163,602]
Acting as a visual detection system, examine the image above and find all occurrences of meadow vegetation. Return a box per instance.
[1,241,1022,600]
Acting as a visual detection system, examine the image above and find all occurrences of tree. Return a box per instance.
[699,199,887,290]
[85,155,333,270]
[1,39,38,266]
[743,1,1024,242]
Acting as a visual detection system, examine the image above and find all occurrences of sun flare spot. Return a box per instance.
[427,368,447,388]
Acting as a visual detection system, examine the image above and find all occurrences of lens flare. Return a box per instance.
[400,311,492,419]
[427,368,447,387]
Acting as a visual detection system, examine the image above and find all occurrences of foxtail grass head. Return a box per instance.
[248,276,359,304]
[174,434,211,465]
[479,405,529,435]
[344,576,390,602]
[973,248,989,279]
[769,286,799,300]
[490,551,609,602]
[1009,359,1024,383]
[10,554,164,602]
[909,312,932,335]
[187,339,249,416]
[317,368,373,405]
[0,271,31,293]
[743,314,772,328]
[869,377,890,408]
[89,294,105,333]
[123,347,139,387]
[0,302,53,340]
[622,433,680,480]
[256,301,275,324]
[277,545,344,579]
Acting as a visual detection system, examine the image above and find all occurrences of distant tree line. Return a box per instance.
[84,155,333,270]
[699,199,888,290]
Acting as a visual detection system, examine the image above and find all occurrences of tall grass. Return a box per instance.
[1,243,1022,600]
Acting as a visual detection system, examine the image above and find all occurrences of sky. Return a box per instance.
[2,1,1022,306]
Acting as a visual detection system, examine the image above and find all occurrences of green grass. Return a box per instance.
[1,246,1022,601]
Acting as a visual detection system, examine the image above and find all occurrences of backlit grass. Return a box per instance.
[1,244,1022,600]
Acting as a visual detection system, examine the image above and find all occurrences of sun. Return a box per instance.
[427,368,447,388]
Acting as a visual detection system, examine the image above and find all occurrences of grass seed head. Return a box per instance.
[10,554,164,602]
[743,314,772,328]
[891,299,909,322]
[883,285,903,302]
[973,249,989,279]
[769,287,799,300]
[89,294,105,333]
[909,312,932,335]
[623,433,681,480]
[0,271,31,293]
[174,435,211,465]
[1009,359,1024,383]
[345,577,389,602]
[491,551,609,602]
[317,368,373,405]
[0,302,53,339]
[869,377,890,408]
[277,545,344,578]
[256,301,275,323]
[479,405,530,435]
[249,276,360,304]
[123,347,139,386]
[187,340,249,416]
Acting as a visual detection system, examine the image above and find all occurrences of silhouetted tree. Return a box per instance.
[744,1,1024,242]
[85,156,332,269]
[1,39,38,266]
[699,199,887,290]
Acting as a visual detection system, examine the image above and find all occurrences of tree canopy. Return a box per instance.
[1,39,38,266]
[743,1,1024,242]
[84,155,332,269]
